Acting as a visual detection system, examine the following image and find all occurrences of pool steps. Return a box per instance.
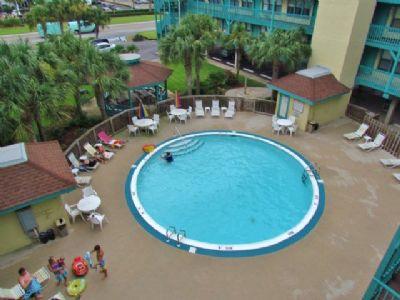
[165,139,204,156]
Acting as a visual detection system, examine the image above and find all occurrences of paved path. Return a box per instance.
[0,21,155,43]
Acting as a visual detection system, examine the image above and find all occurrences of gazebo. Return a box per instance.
[105,54,172,116]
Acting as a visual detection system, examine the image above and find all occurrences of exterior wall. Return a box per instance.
[0,197,69,255]
[274,92,311,131]
[308,0,376,88]
[309,94,351,125]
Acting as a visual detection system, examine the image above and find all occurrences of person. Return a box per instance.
[18,267,43,300]
[92,245,107,278]
[48,256,68,286]
[162,151,174,163]
[94,144,114,160]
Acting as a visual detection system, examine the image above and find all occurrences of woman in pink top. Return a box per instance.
[18,267,43,300]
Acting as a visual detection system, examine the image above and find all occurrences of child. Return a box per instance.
[48,256,68,286]
[92,245,107,278]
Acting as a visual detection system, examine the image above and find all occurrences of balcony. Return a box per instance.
[355,65,400,98]
[377,0,400,4]
[366,24,400,50]
[186,1,315,34]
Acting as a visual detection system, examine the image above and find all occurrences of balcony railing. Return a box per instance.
[366,24,400,50]
[186,1,315,33]
[356,65,400,97]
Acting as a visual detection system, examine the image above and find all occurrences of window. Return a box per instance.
[391,7,400,28]
[263,0,282,12]
[231,0,239,7]
[287,0,312,16]
[378,50,393,72]
[209,0,221,4]
[242,0,253,8]
[16,207,37,237]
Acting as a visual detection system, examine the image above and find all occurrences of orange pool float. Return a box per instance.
[143,144,155,153]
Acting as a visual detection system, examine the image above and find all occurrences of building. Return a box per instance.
[154,0,400,125]
[0,141,76,255]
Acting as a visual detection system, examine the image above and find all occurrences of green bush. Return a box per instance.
[112,44,138,54]
[132,33,145,41]
[106,9,153,17]
[0,17,24,27]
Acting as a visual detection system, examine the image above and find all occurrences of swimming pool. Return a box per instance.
[126,131,325,257]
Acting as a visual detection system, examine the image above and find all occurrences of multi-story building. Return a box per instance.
[154,0,400,125]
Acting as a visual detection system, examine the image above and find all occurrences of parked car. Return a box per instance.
[102,6,111,11]
[91,38,110,46]
[95,42,116,52]
[68,20,95,34]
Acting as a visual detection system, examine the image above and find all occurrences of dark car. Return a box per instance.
[91,38,110,46]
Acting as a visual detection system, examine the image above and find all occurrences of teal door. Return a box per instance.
[278,94,290,118]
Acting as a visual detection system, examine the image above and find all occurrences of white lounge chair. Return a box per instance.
[195,100,205,117]
[48,292,66,300]
[211,100,220,117]
[380,158,400,168]
[64,203,85,223]
[33,267,51,287]
[343,123,369,140]
[84,143,114,160]
[358,133,386,151]
[0,285,25,300]
[74,175,92,186]
[394,173,400,182]
[224,101,235,118]
[87,212,109,230]
[68,152,99,171]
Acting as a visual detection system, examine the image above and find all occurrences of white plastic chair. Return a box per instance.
[288,124,298,136]
[289,115,296,124]
[87,212,109,230]
[148,124,158,135]
[187,106,193,120]
[74,175,92,187]
[82,185,97,198]
[166,111,174,123]
[178,113,187,124]
[64,203,85,223]
[132,116,138,125]
[273,123,283,135]
[127,124,139,136]
[169,104,176,112]
[153,114,160,126]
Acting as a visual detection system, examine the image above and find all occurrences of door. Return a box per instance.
[278,94,290,118]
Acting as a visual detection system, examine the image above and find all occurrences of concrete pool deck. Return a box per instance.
[0,112,399,299]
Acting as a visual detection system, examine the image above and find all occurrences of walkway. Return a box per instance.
[0,113,399,299]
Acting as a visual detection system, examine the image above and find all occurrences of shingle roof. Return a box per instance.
[269,73,350,104]
[127,61,172,88]
[0,141,76,213]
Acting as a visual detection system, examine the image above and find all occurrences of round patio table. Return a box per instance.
[170,108,188,116]
[134,118,154,129]
[77,195,101,213]
[276,118,294,127]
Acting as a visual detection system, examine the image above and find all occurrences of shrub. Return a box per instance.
[132,33,145,41]
[106,9,153,17]
[0,17,24,27]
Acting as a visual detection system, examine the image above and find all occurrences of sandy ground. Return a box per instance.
[0,113,399,300]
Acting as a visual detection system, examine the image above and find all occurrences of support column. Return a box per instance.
[384,50,400,98]
[384,98,399,125]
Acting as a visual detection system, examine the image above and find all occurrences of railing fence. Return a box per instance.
[64,96,276,159]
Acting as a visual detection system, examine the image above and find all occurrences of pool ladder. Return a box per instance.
[176,230,186,248]
[166,226,176,242]
[165,226,186,247]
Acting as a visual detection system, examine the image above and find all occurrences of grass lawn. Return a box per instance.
[139,30,157,40]
[0,15,154,35]
[167,61,265,94]
[109,15,154,25]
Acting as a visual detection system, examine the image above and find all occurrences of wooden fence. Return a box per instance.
[345,103,369,123]
[363,115,400,157]
[64,96,276,159]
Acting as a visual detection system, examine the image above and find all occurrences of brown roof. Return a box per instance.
[0,141,76,213]
[127,61,172,88]
[270,73,350,104]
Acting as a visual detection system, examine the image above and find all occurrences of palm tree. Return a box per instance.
[159,22,195,95]
[182,14,219,94]
[25,0,50,37]
[87,6,110,38]
[224,23,251,79]
[69,0,89,37]
[48,0,71,34]
[248,28,311,80]
[89,51,130,119]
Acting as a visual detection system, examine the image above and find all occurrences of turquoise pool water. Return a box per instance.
[134,132,317,247]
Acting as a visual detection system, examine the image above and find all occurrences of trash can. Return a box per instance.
[55,218,68,237]
[307,121,319,133]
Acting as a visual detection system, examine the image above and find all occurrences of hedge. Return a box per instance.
[106,9,153,17]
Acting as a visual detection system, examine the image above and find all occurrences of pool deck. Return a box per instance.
[0,112,399,299]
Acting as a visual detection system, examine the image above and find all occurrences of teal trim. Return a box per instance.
[363,226,400,299]
[366,24,400,51]
[0,186,75,216]
[125,130,325,257]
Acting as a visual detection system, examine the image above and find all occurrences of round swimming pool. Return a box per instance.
[126,131,324,257]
